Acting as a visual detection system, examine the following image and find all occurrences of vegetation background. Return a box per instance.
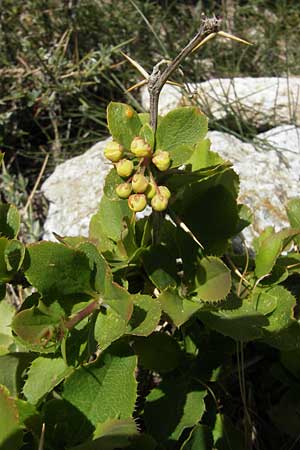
[0,0,299,239]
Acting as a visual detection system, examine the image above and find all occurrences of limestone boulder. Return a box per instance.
[141,77,300,127]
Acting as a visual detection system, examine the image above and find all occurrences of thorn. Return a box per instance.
[217,31,253,46]
[120,51,149,79]
[126,79,148,92]
[192,33,217,52]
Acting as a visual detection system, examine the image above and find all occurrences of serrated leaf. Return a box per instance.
[0,353,34,396]
[185,138,224,171]
[63,341,137,426]
[156,107,208,167]
[0,204,20,239]
[158,288,202,327]
[260,285,300,350]
[94,306,127,351]
[132,332,182,373]
[0,299,15,355]
[194,257,231,302]
[25,242,96,296]
[107,102,142,150]
[144,375,206,442]
[199,295,268,341]
[23,356,71,405]
[286,198,300,245]
[126,295,161,336]
[0,385,23,450]
[180,424,213,450]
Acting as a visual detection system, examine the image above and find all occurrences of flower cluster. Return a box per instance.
[104,137,171,212]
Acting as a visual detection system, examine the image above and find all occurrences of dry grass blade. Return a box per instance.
[217,31,253,46]
[121,51,149,79]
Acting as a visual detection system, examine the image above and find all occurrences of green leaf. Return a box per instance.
[0,353,34,396]
[185,138,224,171]
[94,306,127,351]
[144,375,206,442]
[0,238,13,282]
[199,295,268,341]
[104,281,133,322]
[193,257,231,302]
[286,198,300,245]
[107,102,142,149]
[0,204,20,239]
[126,295,161,336]
[0,152,3,165]
[255,229,300,278]
[260,286,300,350]
[158,288,202,327]
[132,332,182,373]
[0,385,23,450]
[89,194,131,245]
[140,123,154,149]
[63,341,137,426]
[213,414,245,450]
[77,241,111,294]
[25,242,96,296]
[142,244,178,290]
[0,299,15,355]
[11,306,59,352]
[180,424,213,450]
[156,107,208,166]
[103,167,126,201]
[70,418,139,450]
[23,356,72,405]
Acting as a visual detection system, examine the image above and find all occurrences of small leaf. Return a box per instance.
[185,138,224,171]
[286,198,300,245]
[4,240,25,272]
[194,257,231,302]
[63,341,137,426]
[180,424,213,450]
[107,102,142,150]
[0,238,13,282]
[94,306,127,351]
[140,123,154,149]
[0,385,23,450]
[0,353,34,396]
[0,204,20,239]
[0,299,15,355]
[143,244,178,290]
[104,281,133,322]
[23,356,72,405]
[158,288,202,327]
[126,295,161,336]
[132,332,182,373]
[156,107,208,165]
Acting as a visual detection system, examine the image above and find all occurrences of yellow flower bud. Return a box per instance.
[151,193,169,212]
[104,141,123,162]
[146,182,156,200]
[116,159,134,178]
[128,194,147,212]
[132,174,149,193]
[158,185,171,200]
[116,183,132,199]
[130,137,152,158]
[152,150,171,171]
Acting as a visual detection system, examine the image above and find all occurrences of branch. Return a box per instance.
[148,15,222,131]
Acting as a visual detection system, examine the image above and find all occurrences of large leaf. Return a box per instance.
[25,242,96,296]
[0,204,20,239]
[158,288,202,327]
[0,385,23,450]
[144,375,206,442]
[193,257,231,303]
[23,356,72,405]
[132,332,182,373]
[107,102,142,150]
[180,424,213,450]
[63,341,137,426]
[156,107,208,166]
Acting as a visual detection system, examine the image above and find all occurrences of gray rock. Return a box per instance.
[141,77,300,127]
[42,139,112,240]
[42,127,300,245]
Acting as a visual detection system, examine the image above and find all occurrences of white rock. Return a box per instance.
[42,139,112,240]
[141,77,300,127]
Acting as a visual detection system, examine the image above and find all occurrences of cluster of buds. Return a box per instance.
[104,136,172,213]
